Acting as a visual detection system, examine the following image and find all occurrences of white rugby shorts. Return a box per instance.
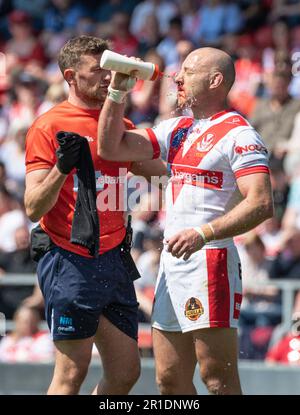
[151,245,242,332]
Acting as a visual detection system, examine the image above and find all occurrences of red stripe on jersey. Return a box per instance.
[168,115,248,203]
[206,249,230,327]
[171,179,183,204]
[146,128,161,159]
[233,293,242,320]
[169,114,249,168]
[234,165,269,179]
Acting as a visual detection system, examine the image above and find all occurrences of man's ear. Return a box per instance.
[64,68,76,85]
[209,72,223,90]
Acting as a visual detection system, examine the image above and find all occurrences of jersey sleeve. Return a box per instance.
[25,125,57,173]
[145,117,185,161]
[123,117,136,130]
[225,128,270,179]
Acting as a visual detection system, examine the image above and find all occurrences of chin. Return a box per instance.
[86,92,105,104]
[177,97,187,108]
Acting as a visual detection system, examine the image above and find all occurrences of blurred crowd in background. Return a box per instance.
[1,0,300,365]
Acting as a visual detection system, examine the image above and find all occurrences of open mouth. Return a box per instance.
[177,83,186,96]
[177,90,186,98]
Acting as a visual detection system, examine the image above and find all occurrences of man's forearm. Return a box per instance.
[25,166,67,222]
[98,98,126,158]
[210,197,273,241]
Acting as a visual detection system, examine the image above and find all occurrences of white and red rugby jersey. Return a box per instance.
[146,109,269,248]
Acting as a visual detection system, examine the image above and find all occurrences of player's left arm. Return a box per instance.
[168,172,274,260]
[210,172,274,240]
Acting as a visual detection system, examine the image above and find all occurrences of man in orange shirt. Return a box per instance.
[24,36,166,395]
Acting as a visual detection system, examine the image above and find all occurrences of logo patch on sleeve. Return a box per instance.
[234,144,268,155]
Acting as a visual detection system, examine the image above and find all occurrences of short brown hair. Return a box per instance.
[58,35,109,74]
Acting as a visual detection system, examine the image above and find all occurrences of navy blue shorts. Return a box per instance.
[37,245,139,341]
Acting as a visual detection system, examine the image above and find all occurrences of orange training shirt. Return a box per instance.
[25,100,134,257]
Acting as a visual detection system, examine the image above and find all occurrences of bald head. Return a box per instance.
[187,47,235,93]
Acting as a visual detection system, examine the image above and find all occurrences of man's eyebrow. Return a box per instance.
[184,65,196,71]
[90,64,102,70]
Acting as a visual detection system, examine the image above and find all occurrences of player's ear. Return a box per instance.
[64,68,76,85]
[209,72,223,90]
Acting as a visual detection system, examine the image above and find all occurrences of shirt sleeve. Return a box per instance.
[123,117,136,130]
[145,117,182,161]
[225,128,270,179]
[25,125,57,173]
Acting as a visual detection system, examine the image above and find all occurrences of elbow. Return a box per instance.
[97,146,115,160]
[25,205,41,223]
[268,204,275,220]
[97,129,114,160]
[97,140,119,160]
[27,211,41,223]
[261,200,275,221]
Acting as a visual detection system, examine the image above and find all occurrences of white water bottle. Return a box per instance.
[100,50,161,81]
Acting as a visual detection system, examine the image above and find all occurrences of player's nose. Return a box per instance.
[174,70,183,85]
[103,69,111,82]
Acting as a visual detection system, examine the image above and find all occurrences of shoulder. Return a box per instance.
[232,126,265,144]
[218,111,255,138]
[220,114,269,156]
[214,112,252,140]
[26,101,71,143]
[153,116,193,132]
[225,127,268,156]
[29,101,70,132]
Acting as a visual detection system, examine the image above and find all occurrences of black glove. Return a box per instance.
[55,131,86,175]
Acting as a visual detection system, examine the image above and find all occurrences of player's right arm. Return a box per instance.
[98,72,160,162]
[24,167,67,222]
[24,125,68,222]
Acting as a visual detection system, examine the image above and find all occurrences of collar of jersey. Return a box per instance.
[209,108,235,121]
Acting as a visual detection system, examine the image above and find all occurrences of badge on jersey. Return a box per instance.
[196,133,215,153]
[171,127,191,150]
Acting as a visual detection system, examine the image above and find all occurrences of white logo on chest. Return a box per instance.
[196,133,215,152]
[225,117,241,125]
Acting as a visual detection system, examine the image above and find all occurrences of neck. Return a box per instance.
[11,332,22,341]
[191,100,228,120]
[272,96,289,106]
[68,90,103,110]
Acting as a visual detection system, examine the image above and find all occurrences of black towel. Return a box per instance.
[56,132,99,257]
